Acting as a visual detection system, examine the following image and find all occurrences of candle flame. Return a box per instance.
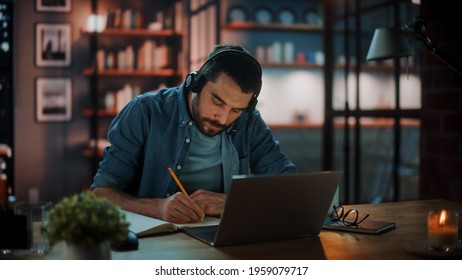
[438,210,447,225]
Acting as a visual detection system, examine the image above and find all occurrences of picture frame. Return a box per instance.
[36,77,72,122]
[36,0,71,13]
[35,23,72,67]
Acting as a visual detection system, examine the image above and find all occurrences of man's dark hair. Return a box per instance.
[201,44,262,96]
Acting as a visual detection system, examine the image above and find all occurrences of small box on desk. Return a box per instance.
[1,202,52,257]
[0,211,31,249]
[13,201,52,253]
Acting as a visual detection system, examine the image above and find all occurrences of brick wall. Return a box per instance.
[420,1,462,201]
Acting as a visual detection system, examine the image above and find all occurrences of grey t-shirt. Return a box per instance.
[180,129,224,193]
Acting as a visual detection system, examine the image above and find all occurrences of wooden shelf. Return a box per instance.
[259,63,402,71]
[334,63,417,73]
[333,63,392,72]
[269,122,323,130]
[261,62,323,69]
[333,118,420,128]
[83,148,104,158]
[83,68,183,77]
[268,119,420,130]
[223,22,323,32]
[83,108,118,117]
[81,28,182,37]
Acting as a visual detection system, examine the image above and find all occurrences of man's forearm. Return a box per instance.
[92,187,161,218]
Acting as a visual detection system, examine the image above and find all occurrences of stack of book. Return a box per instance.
[137,40,169,70]
[95,42,170,71]
[105,9,144,29]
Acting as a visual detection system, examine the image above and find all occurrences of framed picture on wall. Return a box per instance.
[36,0,71,13]
[35,77,72,122]
[35,23,72,67]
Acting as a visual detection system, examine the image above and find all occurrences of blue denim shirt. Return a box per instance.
[91,82,296,198]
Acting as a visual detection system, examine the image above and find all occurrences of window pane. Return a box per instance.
[271,125,322,173]
[399,118,420,200]
[360,117,395,203]
[359,71,395,110]
[333,116,353,203]
[333,117,419,203]
[400,68,421,109]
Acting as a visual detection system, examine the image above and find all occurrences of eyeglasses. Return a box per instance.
[329,205,370,227]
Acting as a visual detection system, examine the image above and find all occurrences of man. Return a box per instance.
[92,44,295,223]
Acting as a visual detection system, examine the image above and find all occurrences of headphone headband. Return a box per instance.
[185,48,262,112]
[199,48,262,76]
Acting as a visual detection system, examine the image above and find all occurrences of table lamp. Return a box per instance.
[366,27,414,60]
[366,16,462,76]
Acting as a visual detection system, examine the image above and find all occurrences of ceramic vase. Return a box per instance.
[61,242,111,260]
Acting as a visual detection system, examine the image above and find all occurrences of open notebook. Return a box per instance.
[182,171,343,247]
[122,210,220,237]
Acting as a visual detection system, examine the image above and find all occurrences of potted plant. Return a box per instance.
[41,191,129,259]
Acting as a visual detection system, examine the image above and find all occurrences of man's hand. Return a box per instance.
[190,189,227,216]
[158,192,205,224]
[93,187,205,224]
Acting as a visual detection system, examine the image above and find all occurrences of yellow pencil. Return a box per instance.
[168,166,204,222]
[168,166,190,198]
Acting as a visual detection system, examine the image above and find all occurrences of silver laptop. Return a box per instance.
[182,171,343,247]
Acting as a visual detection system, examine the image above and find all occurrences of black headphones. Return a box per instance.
[185,48,262,113]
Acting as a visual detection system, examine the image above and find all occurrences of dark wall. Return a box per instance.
[13,0,92,203]
[420,1,462,201]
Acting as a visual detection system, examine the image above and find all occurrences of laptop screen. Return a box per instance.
[183,171,343,246]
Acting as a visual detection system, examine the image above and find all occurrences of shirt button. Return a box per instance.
[176,165,182,170]
[188,121,193,126]
[185,138,191,143]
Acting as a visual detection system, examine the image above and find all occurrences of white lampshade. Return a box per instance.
[366,27,414,60]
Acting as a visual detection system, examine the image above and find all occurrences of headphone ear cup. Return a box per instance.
[185,72,197,91]
[185,71,205,93]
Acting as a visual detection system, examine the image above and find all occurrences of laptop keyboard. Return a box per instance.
[183,225,218,243]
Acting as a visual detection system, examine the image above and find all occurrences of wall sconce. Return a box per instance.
[366,16,462,76]
[86,14,106,33]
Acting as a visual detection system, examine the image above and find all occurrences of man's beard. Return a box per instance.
[191,94,227,137]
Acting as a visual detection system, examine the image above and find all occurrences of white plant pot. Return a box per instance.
[61,242,111,260]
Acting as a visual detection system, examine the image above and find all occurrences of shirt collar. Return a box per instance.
[178,82,194,127]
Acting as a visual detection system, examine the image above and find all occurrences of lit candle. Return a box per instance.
[427,210,459,250]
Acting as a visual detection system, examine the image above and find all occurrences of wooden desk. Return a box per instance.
[39,199,462,260]
[107,199,461,260]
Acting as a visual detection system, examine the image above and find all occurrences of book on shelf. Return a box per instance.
[96,49,105,71]
[116,45,135,70]
[322,217,396,234]
[105,10,115,29]
[115,84,136,111]
[122,210,220,237]
[125,45,135,70]
[94,40,170,72]
[137,40,156,70]
[154,43,168,69]
[122,9,130,29]
[106,8,144,29]
[113,9,122,29]
[174,0,183,32]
